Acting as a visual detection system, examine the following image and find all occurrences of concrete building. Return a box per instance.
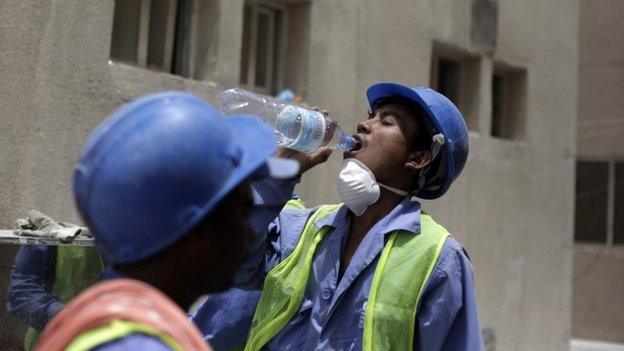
[572,0,624,346]
[0,0,578,350]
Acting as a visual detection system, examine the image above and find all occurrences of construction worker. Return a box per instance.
[192,82,484,350]
[34,91,301,350]
[7,212,103,351]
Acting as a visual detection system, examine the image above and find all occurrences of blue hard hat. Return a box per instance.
[366,82,469,199]
[73,92,298,264]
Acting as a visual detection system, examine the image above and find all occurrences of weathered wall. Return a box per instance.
[576,0,624,160]
[573,246,624,343]
[0,0,578,350]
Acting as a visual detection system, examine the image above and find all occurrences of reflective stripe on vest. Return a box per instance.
[362,212,449,350]
[64,319,182,351]
[282,199,307,211]
[245,204,449,351]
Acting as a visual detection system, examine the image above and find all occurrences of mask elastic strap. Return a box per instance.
[378,183,409,197]
[430,133,445,160]
[417,133,446,190]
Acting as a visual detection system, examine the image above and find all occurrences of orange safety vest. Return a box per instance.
[35,278,211,351]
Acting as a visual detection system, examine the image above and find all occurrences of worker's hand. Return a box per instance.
[276,106,333,174]
[276,146,333,175]
[14,210,92,242]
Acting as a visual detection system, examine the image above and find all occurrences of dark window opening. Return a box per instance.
[575,161,609,243]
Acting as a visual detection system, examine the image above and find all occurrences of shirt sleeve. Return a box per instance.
[190,288,261,351]
[415,239,484,351]
[232,176,305,289]
[193,178,315,348]
[5,245,65,331]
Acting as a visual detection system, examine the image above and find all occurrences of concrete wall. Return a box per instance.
[573,246,624,343]
[0,0,578,350]
[576,0,624,160]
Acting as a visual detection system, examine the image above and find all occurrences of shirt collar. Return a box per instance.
[313,204,351,229]
[312,197,422,235]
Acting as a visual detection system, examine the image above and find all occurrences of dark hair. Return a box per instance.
[372,97,432,151]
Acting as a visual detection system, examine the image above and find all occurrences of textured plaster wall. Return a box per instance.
[573,246,624,343]
[0,0,577,350]
[576,0,624,160]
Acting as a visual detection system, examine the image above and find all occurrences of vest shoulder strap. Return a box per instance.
[245,204,341,351]
[363,212,450,351]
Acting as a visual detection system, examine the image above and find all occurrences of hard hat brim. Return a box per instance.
[226,115,299,182]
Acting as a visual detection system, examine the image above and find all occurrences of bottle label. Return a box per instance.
[292,110,326,152]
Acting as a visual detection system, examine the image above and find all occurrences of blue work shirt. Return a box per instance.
[192,179,484,350]
[6,245,65,331]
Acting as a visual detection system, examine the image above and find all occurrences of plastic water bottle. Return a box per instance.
[217,88,356,152]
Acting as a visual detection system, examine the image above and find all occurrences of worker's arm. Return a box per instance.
[415,238,484,351]
[192,183,327,350]
[6,245,65,331]
[234,181,321,288]
[233,147,333,289]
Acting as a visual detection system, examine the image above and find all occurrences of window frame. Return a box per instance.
[490,63,527,141]
[240,0,288,95]
[110,0,180,73]
[575,158,624,246]
[430,43,481,132]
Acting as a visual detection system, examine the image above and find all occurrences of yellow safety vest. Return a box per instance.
[24,246,103,351]
[245,202,450,351]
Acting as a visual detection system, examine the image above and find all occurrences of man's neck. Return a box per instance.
[340,189,407,279]
[351,188,406,235]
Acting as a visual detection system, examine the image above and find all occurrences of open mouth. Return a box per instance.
[344,135,363,157]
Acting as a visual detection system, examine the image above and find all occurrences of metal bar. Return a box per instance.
[0,230,95,247]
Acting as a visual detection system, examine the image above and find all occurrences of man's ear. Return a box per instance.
[405,150,432,174]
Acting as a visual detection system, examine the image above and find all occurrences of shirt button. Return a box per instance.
[321,289,332,301]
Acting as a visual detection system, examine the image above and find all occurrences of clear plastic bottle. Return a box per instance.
[217,88,356,152]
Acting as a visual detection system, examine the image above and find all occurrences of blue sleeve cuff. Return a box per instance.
[46,301,65,324]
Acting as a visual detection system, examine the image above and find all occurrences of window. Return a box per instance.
[430,44,480,131]
[575,160,624,245]
[614,162,624,244]
[240,0,286,94]
[437,59,461,104]
[491,64,527,140]
[110,0,191,76]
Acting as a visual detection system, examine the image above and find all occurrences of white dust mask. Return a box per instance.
[337,158,410,216]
